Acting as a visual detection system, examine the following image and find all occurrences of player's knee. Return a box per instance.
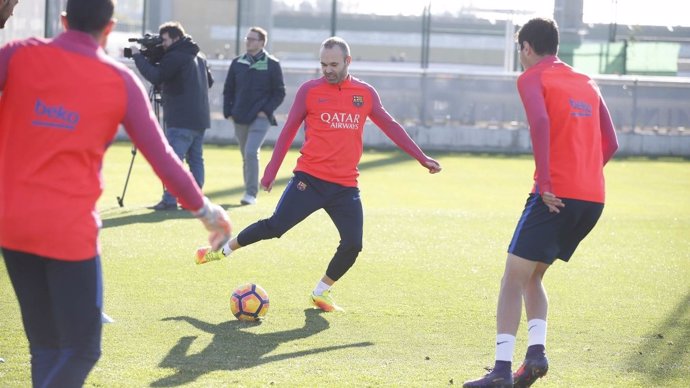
[259,218,291,239]
[340,240,362,256]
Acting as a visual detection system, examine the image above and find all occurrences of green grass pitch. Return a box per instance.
[1,143,688,387]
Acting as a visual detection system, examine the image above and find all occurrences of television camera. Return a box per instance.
[123,33,164,64]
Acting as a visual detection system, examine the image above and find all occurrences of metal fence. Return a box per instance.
[206,60,690,136]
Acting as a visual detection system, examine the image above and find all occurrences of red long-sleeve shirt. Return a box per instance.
[517,56,619,203]
[0,30,204,260]
[262,75,430,187]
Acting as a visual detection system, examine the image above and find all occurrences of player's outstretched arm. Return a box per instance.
[192,197,232,251]
[366,84,442,174]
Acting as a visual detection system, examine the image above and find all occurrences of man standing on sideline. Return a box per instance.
[223,26,286,205]
[463,18,618,388]
[196,37,442,312]
[131,21,214,211]
[0,0,231,386]
[0,0,18,28]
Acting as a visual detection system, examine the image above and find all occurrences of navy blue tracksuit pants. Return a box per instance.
[237,171,364,281]
[3,248,102,388]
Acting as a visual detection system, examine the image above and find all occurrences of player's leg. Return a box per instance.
[524,263,549,323]
[311,186,363,312]
[523,263,550,355]
[512,199,602,387]
[42,255,102,387]
[2,249,102,387]
[237,172,324,245]
[465,194,557,387]
[496,255,539,359]
[464,253,537,387]
[196,172,324,263]
[2,248,60,387]
[513,263,550,388]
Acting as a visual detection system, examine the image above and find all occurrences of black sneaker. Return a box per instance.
[463,369,513,388]
[513,357,548,387]
[149,201,178,211]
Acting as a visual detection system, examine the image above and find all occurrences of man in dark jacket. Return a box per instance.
[223,26,285,205]
[132,21,214,210]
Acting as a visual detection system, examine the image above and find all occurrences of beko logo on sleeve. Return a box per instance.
[32,99,80,130]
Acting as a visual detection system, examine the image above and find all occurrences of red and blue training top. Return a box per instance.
[517,56,619,203]
[0,30,204,261]
[262,75,429,188]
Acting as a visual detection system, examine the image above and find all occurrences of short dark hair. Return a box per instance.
[249,26,267,44]
[159,21,186,40]
[66,0,114,33]
[517,17,559,56]
[321,36,350,57]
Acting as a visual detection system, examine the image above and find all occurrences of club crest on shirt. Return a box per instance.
[352,95,364,107]
[297,181,307,191]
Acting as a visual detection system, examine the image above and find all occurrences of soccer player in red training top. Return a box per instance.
[463,18,618,388]
[0,0,230,386]
[196,36,442,311]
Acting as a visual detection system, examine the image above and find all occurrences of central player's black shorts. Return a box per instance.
[508,193,604,264]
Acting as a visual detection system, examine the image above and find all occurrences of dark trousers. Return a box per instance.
[3,248,102,388]
[237,171,364,281]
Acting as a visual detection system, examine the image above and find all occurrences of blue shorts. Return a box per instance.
[508,194,604,264]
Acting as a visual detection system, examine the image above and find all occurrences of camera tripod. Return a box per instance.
[117,85,163,207]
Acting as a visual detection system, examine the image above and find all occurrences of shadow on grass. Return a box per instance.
[150,308,373,387]
[100,203,244,229]
[626,291,690,384]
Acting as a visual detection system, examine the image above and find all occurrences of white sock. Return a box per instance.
[221,242,233,256]
[527,319,547,347]
[495,333,516,362]
[313,280,331,296]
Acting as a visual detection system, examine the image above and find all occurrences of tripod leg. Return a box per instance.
[117,146,137,207]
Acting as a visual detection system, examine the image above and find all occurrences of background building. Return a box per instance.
[1,0,688,155]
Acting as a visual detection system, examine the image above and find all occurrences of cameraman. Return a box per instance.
[130,21,214,211]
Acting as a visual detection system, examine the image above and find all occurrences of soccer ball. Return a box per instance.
[230,283,270,321]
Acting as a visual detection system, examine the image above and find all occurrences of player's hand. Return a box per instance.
[193,197,232,251]
[541,191,565,213]
[261,181,273,193]
[260,176,274,192]
[422,158,442,174]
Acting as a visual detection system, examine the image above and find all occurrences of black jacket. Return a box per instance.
[223,50,285,125]
[134,36,213,130]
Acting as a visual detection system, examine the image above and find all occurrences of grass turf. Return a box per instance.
[0,143,688,387]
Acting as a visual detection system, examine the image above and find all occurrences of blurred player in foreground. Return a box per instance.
[0,0,230,386]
